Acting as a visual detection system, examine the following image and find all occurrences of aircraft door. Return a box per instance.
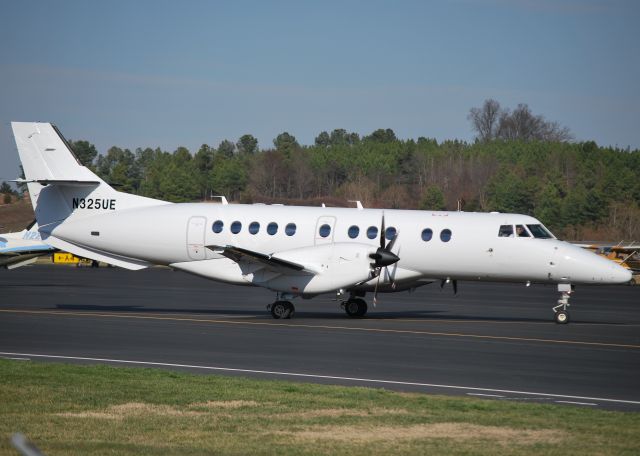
[315,216,336,245]
[548,245,563,281]
[187,216,206,260]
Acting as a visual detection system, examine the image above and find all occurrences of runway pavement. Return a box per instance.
[1,265,639,411]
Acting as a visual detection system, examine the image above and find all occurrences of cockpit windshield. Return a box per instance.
[498,224,555,239]
[526,224,554,239]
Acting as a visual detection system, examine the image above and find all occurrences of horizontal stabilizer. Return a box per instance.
[11,178,100,187]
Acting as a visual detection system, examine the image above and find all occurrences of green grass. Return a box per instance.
[0,359,639,455]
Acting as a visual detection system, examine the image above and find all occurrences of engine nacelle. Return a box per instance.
[257,242,375,295]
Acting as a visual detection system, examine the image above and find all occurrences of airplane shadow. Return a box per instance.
[49,304,609,325]
[54,304,262,317]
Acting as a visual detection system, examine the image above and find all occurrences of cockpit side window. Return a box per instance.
[515,225,531,237]
[498,225,513,237]
[527,224,554,239]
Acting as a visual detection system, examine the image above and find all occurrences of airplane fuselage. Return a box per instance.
[47,203,629,295]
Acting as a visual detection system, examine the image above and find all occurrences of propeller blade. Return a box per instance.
[453,280,458,295]
[380,213,386,250]
[373,272,381,307]
[389,262,398,290]
[386,229,399,251]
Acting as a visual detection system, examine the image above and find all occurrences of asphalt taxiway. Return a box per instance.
[1,265,639,411]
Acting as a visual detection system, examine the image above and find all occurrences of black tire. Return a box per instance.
[344,300,360,317]
[345,299,368,317]
[284,301,295,319]
[354,298,368,317]
[271,301,289,319]
[554,310,570,324]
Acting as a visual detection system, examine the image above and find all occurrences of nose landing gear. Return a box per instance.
[553,283,572,324]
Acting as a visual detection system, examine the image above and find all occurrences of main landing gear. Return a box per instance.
[267,294,370,319]
[553,283,572,324]
[341,298,368,318]
[268,300,295,319]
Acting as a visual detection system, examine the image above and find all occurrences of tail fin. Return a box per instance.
[12,122,105,189]
[11,122,167,269]
[11,122,166,226]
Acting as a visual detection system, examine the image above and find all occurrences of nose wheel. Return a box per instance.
[554,310,569,324]
[552,283,572,324]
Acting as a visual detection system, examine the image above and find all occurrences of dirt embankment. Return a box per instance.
[0,196,35,232]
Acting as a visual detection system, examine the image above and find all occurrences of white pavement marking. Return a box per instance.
[467,393,505,398]
[555,401,597,406]
[1,351,638,407]
[1,356,30,361]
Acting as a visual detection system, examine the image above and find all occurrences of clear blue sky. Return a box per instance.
[1,0,638,182]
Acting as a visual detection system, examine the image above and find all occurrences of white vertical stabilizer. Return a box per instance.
[11,122,169,269]
[12,122,104,185]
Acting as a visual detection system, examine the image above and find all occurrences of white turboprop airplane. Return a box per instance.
[10,122,632,323]
[0,220,55,269]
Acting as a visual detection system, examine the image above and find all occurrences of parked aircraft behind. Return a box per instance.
[0,220,55,269]
[10,122,632,323]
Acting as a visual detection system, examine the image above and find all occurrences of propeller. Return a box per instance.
[370,213,400,306]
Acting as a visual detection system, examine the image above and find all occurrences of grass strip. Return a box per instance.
[0,359,638,455]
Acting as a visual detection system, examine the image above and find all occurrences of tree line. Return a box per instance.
[5,101,639,241]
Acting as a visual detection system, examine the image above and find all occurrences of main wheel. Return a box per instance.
[554,310,570,324]
[284,301,295,319]
[354,298,368,317]
[270,301,292,319]
[344,298,368,318]
[344,300,359,317]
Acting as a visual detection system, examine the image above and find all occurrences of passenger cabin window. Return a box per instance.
[498,225,513,237]
[267,222,278,235]
[421,228,433,241]
[348,225,360,239]
[319,224,331,238]
[515,225,530,237]
[230,221,242,234]
[249,222,260,234]
[440,229,452,242]
[212,220,224,233]
[385,227,397,240]
[285,223,297,236]
[527,224,553,239]
[366,226,378,239]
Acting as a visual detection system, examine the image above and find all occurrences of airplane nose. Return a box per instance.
[559,245,633,284]
[611,263,633,284]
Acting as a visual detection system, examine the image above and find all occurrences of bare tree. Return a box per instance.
[468,99,502,142]
[498,104,541,140]
[539,120,573,142]
[470,100,573,142]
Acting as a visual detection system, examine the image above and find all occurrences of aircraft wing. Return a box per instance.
[0,228,55,269]
[0,252,46,269]
[207,245,312,275]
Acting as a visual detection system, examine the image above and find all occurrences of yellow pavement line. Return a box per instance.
[2,308,639,350]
